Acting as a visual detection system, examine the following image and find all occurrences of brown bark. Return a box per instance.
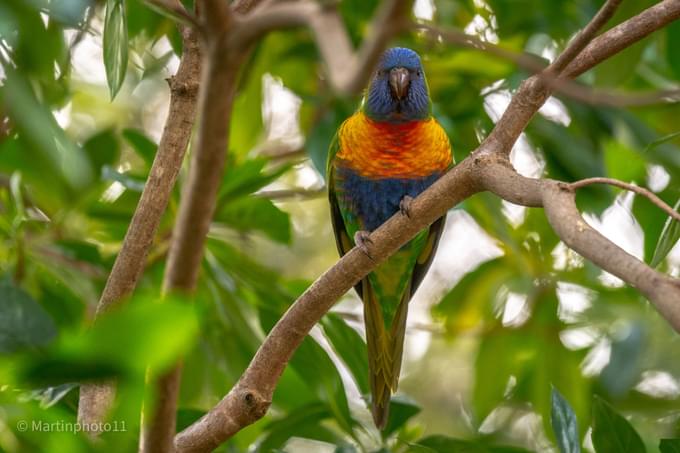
[77,26,201,431]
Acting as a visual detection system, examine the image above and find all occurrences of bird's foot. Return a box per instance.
[354,230,374,260]
[399,195,414,219]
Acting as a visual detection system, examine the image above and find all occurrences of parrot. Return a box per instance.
[326,47,453,429]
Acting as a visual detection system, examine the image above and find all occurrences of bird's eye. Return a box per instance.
[416,70,421,77]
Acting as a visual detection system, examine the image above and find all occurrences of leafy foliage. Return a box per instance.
[591,396,646,453]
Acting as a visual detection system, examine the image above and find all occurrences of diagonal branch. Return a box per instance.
[547,0,622,74]
[173,1,680,451]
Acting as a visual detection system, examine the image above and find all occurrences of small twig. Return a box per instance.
[548,0,623,74]
[259,146,307,162]
[256,187,325,200]
[68,4,96,54]
[419,23,680,108]
[34,245,107,279]
[548,84,680,107]
[570,177,680,223]
[144,0,201,29]
[231,0,272,15]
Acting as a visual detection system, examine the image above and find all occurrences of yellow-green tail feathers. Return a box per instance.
[363,280,411,429]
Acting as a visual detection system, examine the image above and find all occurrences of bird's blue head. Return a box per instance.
[363,47,430,122]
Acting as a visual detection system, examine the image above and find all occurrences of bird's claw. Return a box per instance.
[354,230,374,260]
[399,195,414,219]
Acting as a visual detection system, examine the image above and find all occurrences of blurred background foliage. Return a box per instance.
[0,0,679,452]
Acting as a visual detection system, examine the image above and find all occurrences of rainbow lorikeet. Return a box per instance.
[326,47,453,428]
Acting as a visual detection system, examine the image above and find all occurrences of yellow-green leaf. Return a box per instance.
[103,0,129,100]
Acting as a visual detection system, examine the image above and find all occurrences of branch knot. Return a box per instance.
[239,389,270,420]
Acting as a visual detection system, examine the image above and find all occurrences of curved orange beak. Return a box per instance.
[389,67,410,100]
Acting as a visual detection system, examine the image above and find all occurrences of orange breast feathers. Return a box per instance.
[335,112,453,179]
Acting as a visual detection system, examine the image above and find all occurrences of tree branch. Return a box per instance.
[542,185,680,330]
[144,0,201,28]
[256,187,325,200]
[231,0,272,15]
[570,177,680,223]
[483,0,680,158]
[77,27,201,432]
[173,2,680,450]
[233,0,414,95]
[547,0,622,74]
[419,23,680,107]
[475,158,680,332]
[139,3,243,450]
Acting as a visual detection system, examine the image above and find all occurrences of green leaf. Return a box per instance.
[103,0,129,100]
[1,72,93,192]
[473,330,520,423]
[334,445,359,453]
[122,128,157,167]
[434,258,518,335]
[256,402,338,452]
[176,408,206,432]
[650,198,680,267]
[321,314,369,395]
[643,131,680,154]
[21,383,77,409]
[22,296,199,384]
[603,139,646,183]
[593,0,654,86]
[551,386,580,453]
[102,165,146,192]
[667,21,680,79]
[219,157,290,201]
[216,197,291,244]
[83,129,120,173]
[0,280,57,353]
[288,337,354,435]
[660,439,680,453]
[591,396,645,453]
[409,435,532,453]
[383,395,421,438]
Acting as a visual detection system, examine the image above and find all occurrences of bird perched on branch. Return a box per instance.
[327,47,453,429]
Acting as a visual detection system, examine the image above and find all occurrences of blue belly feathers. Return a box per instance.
[334,166,441,232]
